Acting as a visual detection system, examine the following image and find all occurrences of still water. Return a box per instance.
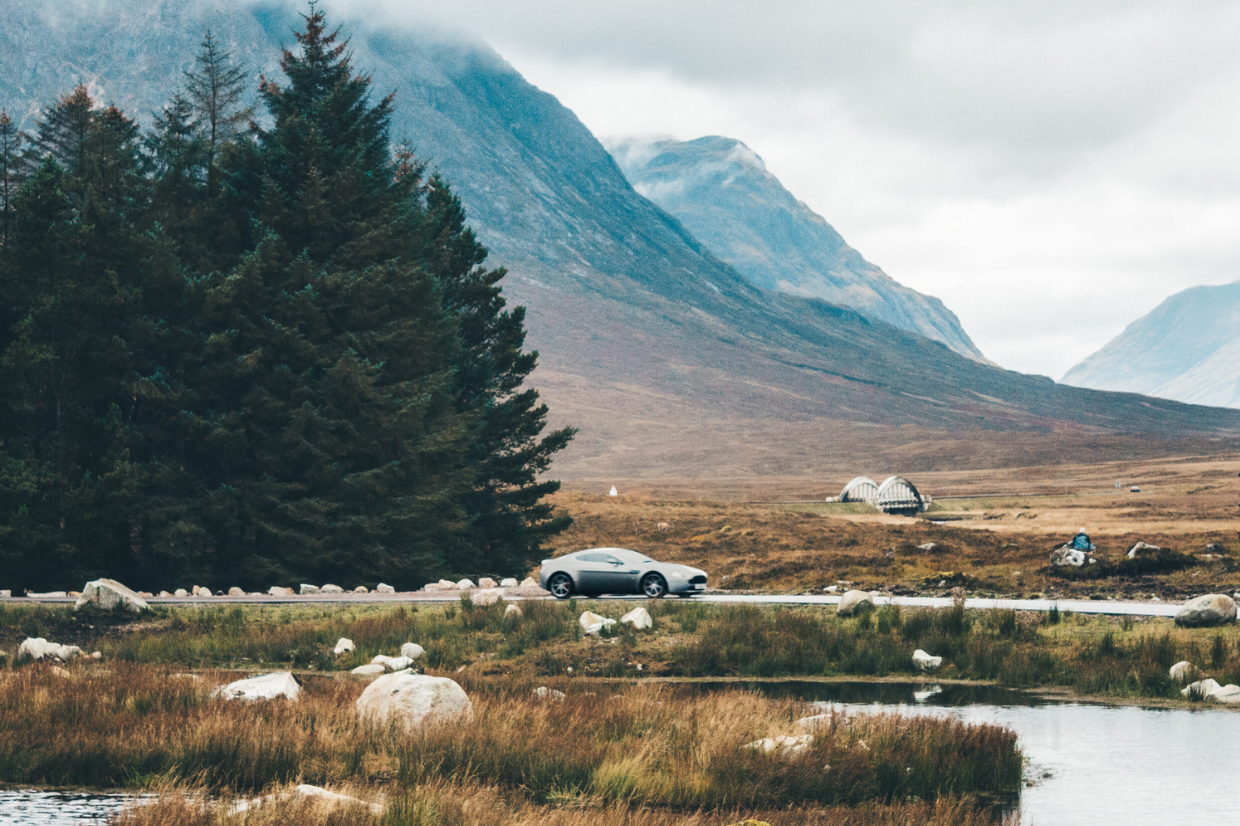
[1,684,1236,825]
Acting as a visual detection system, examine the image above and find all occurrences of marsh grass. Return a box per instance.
[0,663,1019,811]
[111,781,1017,826]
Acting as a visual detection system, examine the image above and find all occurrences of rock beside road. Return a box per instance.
[519,577,538,588]
[300,584,321,595]
[1174,594,1237,627]
[228,587,245,596]
[478,577,498,588]
[213,672,301,702]
[355,673,473,729]
[837,590,874,616]
[500,578,519,588]
[268,586,294,596]
[580,611,617,635]
[620,606,653,630]
[504,604,523,620]
[375,583,396,593]
[471,588,502,606]
[74,579,149,614]
[321,584,344,594]
[456,579,475,590]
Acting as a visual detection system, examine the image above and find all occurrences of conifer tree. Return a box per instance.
[184,31,253,193]
[0,110,26,243]
[31,86,94,180]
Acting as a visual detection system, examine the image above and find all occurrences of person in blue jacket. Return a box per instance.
[1070,528,1095,552]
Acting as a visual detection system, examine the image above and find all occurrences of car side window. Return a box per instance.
[600,554,622,565]
[578,552,608,563]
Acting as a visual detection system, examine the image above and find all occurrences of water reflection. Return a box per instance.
[0,789,142,825]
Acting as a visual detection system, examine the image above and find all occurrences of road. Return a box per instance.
[6,591,1185,617]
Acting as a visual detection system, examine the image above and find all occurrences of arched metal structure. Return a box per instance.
[875,476,926,514]
[839,476,879,505]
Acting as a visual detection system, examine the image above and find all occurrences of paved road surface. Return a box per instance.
[6,591,1184,617]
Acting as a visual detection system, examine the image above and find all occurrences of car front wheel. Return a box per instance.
[547,572,574,600]
[641,573,668,599]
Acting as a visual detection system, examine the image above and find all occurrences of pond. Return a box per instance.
[2,683,1236,824]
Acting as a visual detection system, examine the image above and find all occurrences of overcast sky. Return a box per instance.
[335,0,1240,377]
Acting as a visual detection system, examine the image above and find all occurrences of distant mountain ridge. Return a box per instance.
[4,0,1240,481]
[1063,280,1240,409]
[606,135,985,361]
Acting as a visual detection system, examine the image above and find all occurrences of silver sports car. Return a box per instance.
[539,547,708,599]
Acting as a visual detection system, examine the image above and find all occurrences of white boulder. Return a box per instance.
[795,714,833,731]
[268,586,294,596]
[355,673,473,729]
[74,579,149,614]
[228,587,245,596]
[375,583,396,594]
[321,584,344,594]
[300,584,321,595]
[383,656,414,671]
[519,577,538,588]
[918,542,938,552]
[1175,594,1237,627]
[53,644,84,662]
[437,579,456,589]
[0,590,10,598]
[743,734,814,756]
[1050,546,1087,567]
[456,578,476,590]
[292,785,382,814]
[620,606,653,630]
[478,577,498,588]
[1181,679,1240,703]
[912,649,942,671]
[500,578,519,588]
[18,637,55,660]
[837,589,874,617]
[174,588,189,597]
[212,672,300,701]
[353,585,369,593]
[504,604,523,620]
[423,582,446,592]
[351,664,387,676]
[333,638,355,656]
[26,591,68,597]
[1169,661,1195,682]
[399,642,426,661]
[471,588,502,606]
[533,686,566,701]
[579,610,617,635]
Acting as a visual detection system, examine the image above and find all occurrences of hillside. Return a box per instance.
[1063,281,1240,409]
[606,135,984,361]
[4,0,1240,482]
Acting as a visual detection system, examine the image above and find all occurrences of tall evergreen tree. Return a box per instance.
[0,110,26,243]
[183,30,253,194]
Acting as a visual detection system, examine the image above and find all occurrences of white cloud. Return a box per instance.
[332,0,1240,376]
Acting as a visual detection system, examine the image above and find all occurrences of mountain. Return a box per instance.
[1063,281,1240,409]
[4,0,1240,483]
[605,135,985,361]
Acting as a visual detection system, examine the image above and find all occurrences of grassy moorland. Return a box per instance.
[3,599,1238,703]
[0,663,1019,825]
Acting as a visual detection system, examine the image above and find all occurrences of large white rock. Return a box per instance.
[371,655,415,672]
[620,606,653,630]
[743,734,814,756]
[1050,546,1087,567]
[300,584,321,595]
[500,578,518,588]
[375,583,396,594]
[519,577,538,588]
[353,585,369,593]
[533,686,566,701]
[399,642,425,660]
[471,588,502,606]
[0,590,10,598]
[456,578,476,590]
[579,610,617,635]
[437,579,456,589]
[174,588,189,597]
[268,586,294,596]
[423,582,446,592]
[212,672,300,701]
[228,587,245,596]
[504,604,523,620]
[912,649,942,671]
[837,590,874,617]
[355,673,473,729]
[321,584,344,594]
[292,785,382,814]
[351,664,387,676]
[1180,678,1240,703]
[18,637,55,660]
[478,577,498,589]
[1175,594,1238,627]
[333,638,355,656]
[795,714,833,731]
[74,579,149,614]
[1169,661,1195,682]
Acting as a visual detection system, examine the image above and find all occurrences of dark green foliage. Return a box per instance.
[0,8,570,590]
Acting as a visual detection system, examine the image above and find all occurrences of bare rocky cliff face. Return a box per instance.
[606,135,985,362]
[5,0,1240,479]
[1063,281,1240,410]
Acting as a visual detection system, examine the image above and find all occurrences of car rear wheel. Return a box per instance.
[641,573,668,598]
[547,572,574,600]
